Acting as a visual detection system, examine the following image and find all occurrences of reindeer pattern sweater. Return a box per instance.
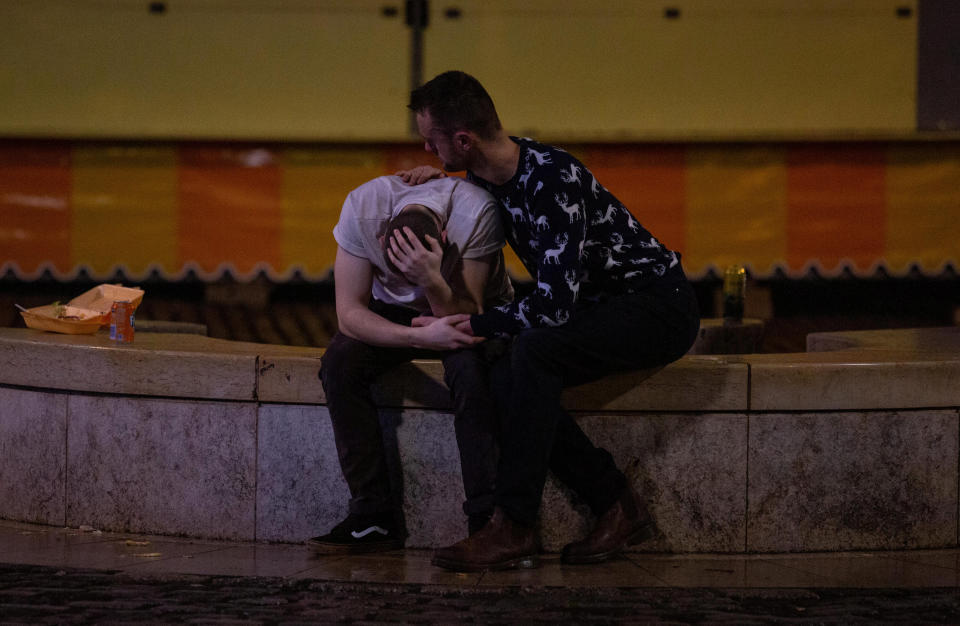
[468,137,685,338]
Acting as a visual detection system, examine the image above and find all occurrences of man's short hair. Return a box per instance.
[408,70,502,140]
[383,206,443,276]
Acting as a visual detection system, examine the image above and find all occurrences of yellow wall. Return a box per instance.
[1,0,918,141]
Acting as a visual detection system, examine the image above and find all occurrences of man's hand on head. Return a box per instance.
[396,166,445,185]
[386,226,444,287]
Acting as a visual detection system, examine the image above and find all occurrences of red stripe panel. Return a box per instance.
[178,145,282,276]
[786,144,886,274]
[0,142,72,276]
[584,144,686,253]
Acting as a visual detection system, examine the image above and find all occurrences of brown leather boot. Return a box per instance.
[432,507,539,572]
[561,486,655,564]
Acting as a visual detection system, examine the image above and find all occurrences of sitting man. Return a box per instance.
[307,173,513,553]
[401,71,701,570]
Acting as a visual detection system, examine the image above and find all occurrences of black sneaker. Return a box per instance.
[306,513,403,554]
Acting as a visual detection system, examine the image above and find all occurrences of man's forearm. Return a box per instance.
[337,307,416,348]
[423,280,479,317]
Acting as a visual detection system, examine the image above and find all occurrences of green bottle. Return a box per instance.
[722,264,746,322]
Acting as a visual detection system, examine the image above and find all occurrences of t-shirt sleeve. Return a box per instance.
[331,193,367,259]
[460,198,505,259]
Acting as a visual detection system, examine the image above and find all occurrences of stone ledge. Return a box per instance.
[2,326,959,553]
[4,326,958,412]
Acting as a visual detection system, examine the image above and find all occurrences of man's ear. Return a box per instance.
[453,130,473,151]
[441,229,448,245]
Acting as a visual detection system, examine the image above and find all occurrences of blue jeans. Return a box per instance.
[491,280,701,526]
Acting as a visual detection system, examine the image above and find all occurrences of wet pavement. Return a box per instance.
[2,520,960,623]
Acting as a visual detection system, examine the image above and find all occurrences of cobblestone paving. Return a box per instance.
[2,564,960,624]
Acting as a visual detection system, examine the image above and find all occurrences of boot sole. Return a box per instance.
[431,553,539,572]
[560,521,655,565]
[306,538,404,555]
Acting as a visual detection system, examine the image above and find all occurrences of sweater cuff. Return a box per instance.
[470,313,495,339]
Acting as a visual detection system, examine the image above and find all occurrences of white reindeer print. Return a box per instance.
[533,180,544,196]
[624,270,642,279]
[536,310,569,327]
[601,247,622,270]
[591,203,618,226]
[514,300,532,328]
[626,215,641,233]
[537,280,553,298]
[529,148,552,165]
[554,192,582,223]
[559,163,581,184]
[611,232,631,254]
[564,269,580,301]
[533,215,550,231]
[504,198,525,223]
[590,177,602,198]
[544,233,569,265]
[518,166,534,188]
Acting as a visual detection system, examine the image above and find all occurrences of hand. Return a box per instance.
[386,226,443,287]
[454,318,475,335]
[411,315,437,327]
[396,165,445,185]
[411,314,484,350]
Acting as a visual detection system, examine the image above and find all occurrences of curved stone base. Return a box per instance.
[1,326,958,552]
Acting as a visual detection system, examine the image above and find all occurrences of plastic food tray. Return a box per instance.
[20,284,145,335]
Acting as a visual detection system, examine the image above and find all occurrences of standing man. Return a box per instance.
[401,71,700,571]
[308,174,512,553]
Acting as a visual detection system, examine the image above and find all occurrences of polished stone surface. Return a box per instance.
[747,409,959,552]
[564,357,749,412]
[0,329,259,400]
[4,326,960,553]
[393,409,470,547]
[0,387,67,526]
[256,404,349,542]
[257,355,325,404]
[807,326,960,354]
[542,413,749,553]
[746,351,960,411]
[258,405,470,548]
[66,395,258,540]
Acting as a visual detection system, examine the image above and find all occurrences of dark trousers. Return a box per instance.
[491,281,701,526]
[320,300,501,521]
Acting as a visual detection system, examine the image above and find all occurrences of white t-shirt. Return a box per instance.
[333,175,513,313]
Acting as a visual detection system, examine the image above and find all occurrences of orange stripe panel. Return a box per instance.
[281,146,387,278]
[71,145,178,278]
[885,144,960,275]
[685,145,787,277]
[178,145,282,277]
[0,142,72,276]
[786,144,886,275]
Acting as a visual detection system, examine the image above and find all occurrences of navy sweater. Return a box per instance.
[469,137,684,338]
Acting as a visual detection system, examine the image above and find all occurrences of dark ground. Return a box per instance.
[2,270,958,352]
[1,563,960,624]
